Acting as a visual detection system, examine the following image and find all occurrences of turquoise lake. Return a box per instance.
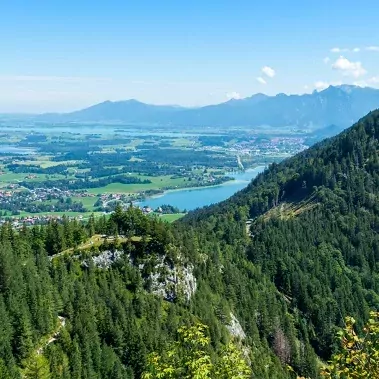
[138,166,266,211]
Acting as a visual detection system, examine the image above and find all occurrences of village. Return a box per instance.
[0,186,94,216]
[0,187,171,229]
[228,136,308,157]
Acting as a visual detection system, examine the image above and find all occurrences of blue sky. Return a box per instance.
[1,0,379,112]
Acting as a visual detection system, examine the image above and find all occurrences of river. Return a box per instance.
[138,166,266,211]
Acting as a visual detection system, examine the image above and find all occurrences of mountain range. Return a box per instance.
[38,85,379,130]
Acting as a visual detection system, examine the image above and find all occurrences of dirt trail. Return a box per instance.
[36,316,66,355]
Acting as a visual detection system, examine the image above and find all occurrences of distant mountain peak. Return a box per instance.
[224,93,269,106]
[320,84,361,94]
[36,85,379,129]
[124,98,144,104]
[249,92,269,99]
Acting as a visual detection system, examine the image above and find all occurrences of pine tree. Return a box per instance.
[23,353,51,379]
[13,311,34,362]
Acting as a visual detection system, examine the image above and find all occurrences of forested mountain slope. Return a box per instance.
[3,111,379,378]
[183,109,379,366]
[0,207,301,378]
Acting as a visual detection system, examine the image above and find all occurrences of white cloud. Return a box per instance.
[331,47,347,53]
[226,91,241,100]
[314,81,330,91]
[332,56,367,78]
[256,77,267,85]
[330,47,360,53]
[323,57,330,64]
[331,46,379,53]
[261,66,276,78]
[313,80,343,91]
[353,81,368,87]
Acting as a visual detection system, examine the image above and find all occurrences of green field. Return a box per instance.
[71,196,98,210]
[87,175,188,194]
[159,213,185,222]
[0,172,74,184]
[0,173,27,182]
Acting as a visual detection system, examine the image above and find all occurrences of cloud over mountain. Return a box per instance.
[332,56,367,78]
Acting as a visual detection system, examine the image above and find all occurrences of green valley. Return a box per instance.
[0,120,308,223]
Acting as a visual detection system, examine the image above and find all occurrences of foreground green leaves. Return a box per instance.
[321,312,379,378]
[142,323,251,379]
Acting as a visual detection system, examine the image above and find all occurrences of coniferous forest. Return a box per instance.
[3,110,379,378]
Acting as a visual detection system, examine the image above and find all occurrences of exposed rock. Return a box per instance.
[143,256,197,302]
[180,264,197,301]
[226,312,246,340]
[91,250,124,268]
[225,313,251,362]
[85,249,197,302]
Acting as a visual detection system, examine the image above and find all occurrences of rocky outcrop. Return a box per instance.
[86,249,197,302]
[225,313,251,361]
[91,250,124,268]
[226,312,246,340]
[147,258,197,302]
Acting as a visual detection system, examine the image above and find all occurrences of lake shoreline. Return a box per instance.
[136,165,266,210]
[145,166,264,198]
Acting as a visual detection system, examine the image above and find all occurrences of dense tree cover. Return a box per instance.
[51,147,238,174]
[50,150,228,177]
[4,110,379,377]
[6,163,70,175]
[134,149,237,169]
[181,110,379,374]
[0,206,292,378]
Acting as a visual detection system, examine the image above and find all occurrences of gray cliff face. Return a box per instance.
[145,257,197,302]
[91,250,124,268]
[225,313,251,360]
[87,249,197,302]
[226,312,246,340]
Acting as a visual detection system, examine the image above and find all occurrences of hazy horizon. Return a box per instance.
[1,84,377,116]
[1,0,379,113]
